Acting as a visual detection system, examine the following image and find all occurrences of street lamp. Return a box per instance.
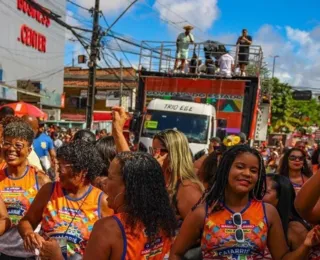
[271,55,280,78]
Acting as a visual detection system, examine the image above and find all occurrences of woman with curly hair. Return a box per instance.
[170,145,320,260]
[0,116,42,170]
[18,140,113,259]
[278,148,313,194]
[84,152,177,259]
[0,121,50,259]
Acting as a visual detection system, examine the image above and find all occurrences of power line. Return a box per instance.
[102,0,139,38]
[101,52,135,91]
[66,0,91,11]
[101,13,133,69]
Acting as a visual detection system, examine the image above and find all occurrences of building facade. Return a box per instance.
[62,67,137,123]
[0,0,66,117]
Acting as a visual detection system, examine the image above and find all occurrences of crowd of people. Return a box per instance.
[0,104,320,260]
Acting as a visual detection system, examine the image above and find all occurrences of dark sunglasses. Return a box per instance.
[232,213,244,243]
[150,147,168,155]
[288,155,305,162]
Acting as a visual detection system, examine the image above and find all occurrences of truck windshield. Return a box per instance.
[142,110,209,144]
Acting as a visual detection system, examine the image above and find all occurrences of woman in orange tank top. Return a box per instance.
[83,152,177,260]
[18,140,113,259]
[170,145,320,260]
[0,121,50,259]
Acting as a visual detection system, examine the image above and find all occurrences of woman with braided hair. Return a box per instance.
[170,145,320,260]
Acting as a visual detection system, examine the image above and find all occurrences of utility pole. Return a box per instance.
[119,59,123,107]
[272,55,279,78]
[86,0,101,129]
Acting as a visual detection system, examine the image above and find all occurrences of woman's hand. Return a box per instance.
[39,238,64,260]
[154,153,168,168]
[23,232,46,252]
[112,106,127,134]
[304,225,320,248]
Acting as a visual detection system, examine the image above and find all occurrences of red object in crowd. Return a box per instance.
[0,102,48,120]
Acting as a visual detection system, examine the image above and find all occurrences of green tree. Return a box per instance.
[270,78,299,132]
[270,78,320,132]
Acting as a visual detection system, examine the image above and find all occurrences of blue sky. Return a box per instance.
[64,0,320,87]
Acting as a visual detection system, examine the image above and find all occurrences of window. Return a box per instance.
[142,110,209,144]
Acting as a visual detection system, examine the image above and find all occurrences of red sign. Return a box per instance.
[17,0,51,27]
[19,24,46,52]
[16,0,48,53]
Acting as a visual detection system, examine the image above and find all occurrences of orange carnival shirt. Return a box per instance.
[41,182,104,257]
[113,213,173,260]
[0,166,40,225]
[201,200,269,260]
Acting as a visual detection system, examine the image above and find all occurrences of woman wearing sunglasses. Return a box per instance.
[18,140,113,259]
[169,145,320,260]
[0,121,50,259]
[153,129,204,224]
[278,148,313,194]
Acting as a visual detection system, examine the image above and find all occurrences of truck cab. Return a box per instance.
[139,99,216,155]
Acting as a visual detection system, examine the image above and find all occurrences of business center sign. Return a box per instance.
[17,0,50,53]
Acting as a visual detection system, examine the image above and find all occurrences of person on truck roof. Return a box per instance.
[174,25,195,73]
[218,50,235,77]
[236,29,253,76]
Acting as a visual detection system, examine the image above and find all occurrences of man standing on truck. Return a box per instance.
[174,25,195,73]
[218,50,235,77]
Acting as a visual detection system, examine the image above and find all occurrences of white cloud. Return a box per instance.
[286,26,312,45]
[254,24,320,88]
[153,0,219,32]
[76,0,134,15]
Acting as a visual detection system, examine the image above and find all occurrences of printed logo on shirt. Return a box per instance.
[41,142,47,149]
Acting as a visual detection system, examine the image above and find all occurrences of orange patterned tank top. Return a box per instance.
[41,182,104,257]
[113,213,173,260]
[0,166,39,226]
[201,200,269,260]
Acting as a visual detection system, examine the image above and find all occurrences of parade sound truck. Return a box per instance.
[130,41,264,155]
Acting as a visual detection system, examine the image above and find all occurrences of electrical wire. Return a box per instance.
[101,13,134,69]
[101,52,136,91]
[66,0,91,12]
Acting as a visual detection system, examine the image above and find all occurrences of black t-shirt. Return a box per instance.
[238,35,252,52]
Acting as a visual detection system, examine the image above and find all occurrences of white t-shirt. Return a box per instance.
[177,32,194,51]
[28,146,43,170]
[219,53,234,76]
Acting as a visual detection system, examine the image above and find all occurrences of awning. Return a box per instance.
[93,111,131,127]
[61,112,131,126]
[61,114,85,121]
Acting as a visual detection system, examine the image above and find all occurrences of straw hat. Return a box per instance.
[183,25,194,30]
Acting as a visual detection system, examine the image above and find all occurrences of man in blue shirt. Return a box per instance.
[33,120,57,175]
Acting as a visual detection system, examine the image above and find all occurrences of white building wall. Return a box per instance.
[0,0,66,101]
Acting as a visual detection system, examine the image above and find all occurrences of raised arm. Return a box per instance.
[295,171,320,224]
[112,106,130,152]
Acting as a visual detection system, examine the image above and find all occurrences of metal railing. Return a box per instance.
[138,41,264,77]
